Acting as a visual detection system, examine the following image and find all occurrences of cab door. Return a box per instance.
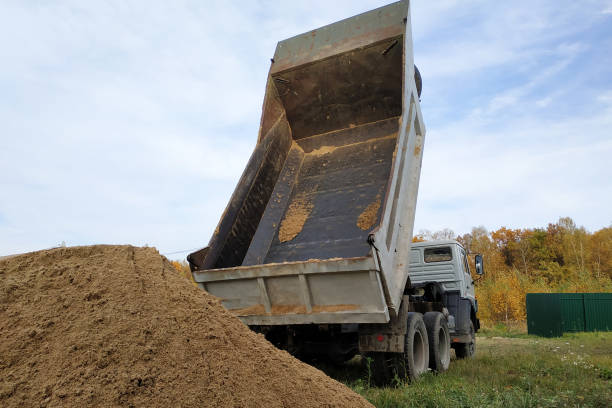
[458,246,475,303]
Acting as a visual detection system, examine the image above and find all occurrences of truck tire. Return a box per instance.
[365,313,429,385]
[402,312,430,381]
[454,320,476,359]
[423,312,451,372]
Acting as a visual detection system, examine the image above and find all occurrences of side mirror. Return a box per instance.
[475,254,484,275]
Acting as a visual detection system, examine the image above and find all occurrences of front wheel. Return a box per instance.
[454,320,476,359]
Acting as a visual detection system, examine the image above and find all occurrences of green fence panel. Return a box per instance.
[526,293,612,337]
[526,293,563,337]
[560,293,586,332]
[584,293,612,331]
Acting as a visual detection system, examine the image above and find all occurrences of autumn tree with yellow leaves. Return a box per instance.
[418,217,612,324]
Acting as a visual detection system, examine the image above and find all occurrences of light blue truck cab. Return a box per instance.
[408,240,481,354]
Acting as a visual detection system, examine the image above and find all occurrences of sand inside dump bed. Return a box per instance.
[0,245,372,408]
[357,195,381,231]
[278,192,314,243]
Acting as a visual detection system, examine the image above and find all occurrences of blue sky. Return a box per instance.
[1,1,611,258]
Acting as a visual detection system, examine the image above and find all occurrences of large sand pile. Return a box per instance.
[0,245,372,407]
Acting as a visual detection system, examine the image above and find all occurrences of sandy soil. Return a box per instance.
[0,245,372,408]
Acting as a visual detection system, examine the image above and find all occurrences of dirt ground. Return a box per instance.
[0,245,372,407]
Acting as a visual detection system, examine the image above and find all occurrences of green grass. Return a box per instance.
[477,321,530,338]
[315,331,612,408]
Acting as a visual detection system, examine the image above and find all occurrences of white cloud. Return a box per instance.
[597,90,612,104]
[0,0,611,258]
[475,52,577,116]
[415,103,612,234]
[535,97,552,108]
[414,1,602,80]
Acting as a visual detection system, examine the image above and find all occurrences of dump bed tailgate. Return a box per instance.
[192,256,389,325]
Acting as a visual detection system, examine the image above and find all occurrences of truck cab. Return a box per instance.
[408,240,481,348]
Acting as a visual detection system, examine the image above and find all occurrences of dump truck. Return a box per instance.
[188,0,483,384]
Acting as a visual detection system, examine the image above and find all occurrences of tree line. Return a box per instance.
[171,216,611,324]
[415,217,612,323]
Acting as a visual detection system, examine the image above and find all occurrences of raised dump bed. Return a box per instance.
[189,0,425,326]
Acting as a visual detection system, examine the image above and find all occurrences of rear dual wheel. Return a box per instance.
[404,312,430,380]
[369,312,429,385]
[423,312,451,372]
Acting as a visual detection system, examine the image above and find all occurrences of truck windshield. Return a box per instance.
[424,247,452,263]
